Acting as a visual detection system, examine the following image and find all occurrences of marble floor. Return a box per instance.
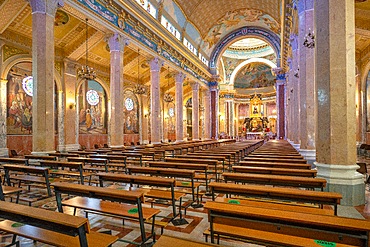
[1,172,369,246]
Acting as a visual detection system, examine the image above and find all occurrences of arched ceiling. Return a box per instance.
[173,0,281,38]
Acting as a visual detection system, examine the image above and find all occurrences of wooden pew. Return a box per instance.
[39,160,92,185]
[0,157,28,166]
[165,157,219,181]
[67,157,109,173]
[0,177,23,203]
[239,160,311,169]
[232,166,317,177]
[3,164,53,198]
[248,154,304,159]
[52,182,158,245]
[96,172,186,224]
[0,201,118,247]
[208,182,342,215]
[244,157,308,164]
[222,172,326,191]
[24,155,57,164]
[126,166,201,207]
[204,201,370,246]
[176,154,226,172]
[148,161,211,192]
[47,152,79,160]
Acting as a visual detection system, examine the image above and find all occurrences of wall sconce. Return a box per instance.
[68,102,75,109]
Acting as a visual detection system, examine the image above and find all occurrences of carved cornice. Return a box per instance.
[70,0,212,82]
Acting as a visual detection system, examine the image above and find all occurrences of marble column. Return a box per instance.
[299,0,316,163]
[314,0,363,206]
[235,102,240,138]
[150,57,163,144]
[108,33,128,147]
[0,79,8,156]
[274,68,286,139]
[59,59,79,151]
[191,82,200,140]
[29,0,63,154]
[210,83,219,139]
[285,62,292,141]
[175,72,185,142]
[291,34,300,150]
[225,100,234,138]
[203,89,211,140]
[141,94,149,144]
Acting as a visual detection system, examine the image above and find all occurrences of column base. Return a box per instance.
[175,140,184,143]
[314,162,365,206]
[299,149,316,166]
[0,148,9,157]
[57,144,80,152]
[292,143,300,151]
[142,140,149,145]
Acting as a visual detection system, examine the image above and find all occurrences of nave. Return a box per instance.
[0,139,369,247]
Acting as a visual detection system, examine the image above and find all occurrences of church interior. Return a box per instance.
[0,0,370,246]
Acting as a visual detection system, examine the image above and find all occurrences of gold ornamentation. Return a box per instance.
[2,45,28,62]
[54,62,62,75]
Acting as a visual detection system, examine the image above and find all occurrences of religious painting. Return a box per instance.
[6,62,58,135]
[234,62,275,89]
[123,90,139,134]
[78,80,107,134]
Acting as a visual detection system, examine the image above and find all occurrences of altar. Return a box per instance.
[246,132,264,139]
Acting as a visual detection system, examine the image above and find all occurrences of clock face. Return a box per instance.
[125,97,134,111]
[86,90,99,106]
[168,107,175,117]
[22,76,33,97]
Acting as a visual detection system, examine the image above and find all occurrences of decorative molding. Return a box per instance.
[74,0,211,83]
[2,44,29,62]
[210,26,281,69]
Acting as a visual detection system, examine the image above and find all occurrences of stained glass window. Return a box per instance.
[168,107,175,117]
[86,89,99,106]
[125,97,134,111]
[22,76,33,97]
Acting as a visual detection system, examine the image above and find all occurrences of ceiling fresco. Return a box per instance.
[234,62,275,89]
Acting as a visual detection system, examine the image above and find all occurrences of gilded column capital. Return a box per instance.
[28,0,64,16]
[190,81,199,91]
[107,33,129,52]
[149,57,163,72]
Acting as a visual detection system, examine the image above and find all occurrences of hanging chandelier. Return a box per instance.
[163,66,174,103]
[133,48,146,95]
[78,18,96,80]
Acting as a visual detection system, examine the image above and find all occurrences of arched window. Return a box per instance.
[78,80,107,134]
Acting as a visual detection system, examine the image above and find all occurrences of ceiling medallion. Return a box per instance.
[54,10,69,26]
